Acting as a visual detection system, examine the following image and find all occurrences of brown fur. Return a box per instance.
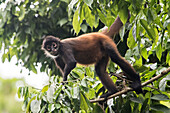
[42,15,142,97]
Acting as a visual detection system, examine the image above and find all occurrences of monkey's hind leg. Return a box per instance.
[106,45,143,94]
[95,56,118,98]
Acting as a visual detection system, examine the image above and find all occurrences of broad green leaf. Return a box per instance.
[97,9,106,25]
[155,16,164,28]
[40,105,47,113]
[147,9,154,24]
[80,92,91,112]
[81,78,88,87]
[133,103,139,113]
[143,70,156,80]
[41,85,48,93]
[166,52,170,66]
[150,104,170,112]
[19,5,25,21]
[121,100,131,113]
[141,48,148,60]
[151,94,170,101]
[127,26,137,49]
[140,19,156,41]
[72,9,81,35]
[55,103,61,109]
[118,5,128,25]
[72,86,80,99]
[57,18,68,26]
[26,96,36,113]
[130,97,143,103]
[48,104,55,112]
[85,67,94,78]
[2,53,6,63]
[83,0,93,7]
[83,4,95,29]
[17,87,21,98]
[87,88,95,99]
[140,98,149,113]
[119,25,125,41]
[93,104,104,113]
[156,43,162,61]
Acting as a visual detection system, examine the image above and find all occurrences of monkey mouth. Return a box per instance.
[50,51,58,56]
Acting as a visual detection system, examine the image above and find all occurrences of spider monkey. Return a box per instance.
[42,16,143,98]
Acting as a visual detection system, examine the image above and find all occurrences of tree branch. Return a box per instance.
[90,67,170,103]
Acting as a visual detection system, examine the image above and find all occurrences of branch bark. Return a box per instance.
[90,67,170,103]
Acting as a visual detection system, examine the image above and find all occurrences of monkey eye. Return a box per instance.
[52,42,57,48]
[46,45,51,51]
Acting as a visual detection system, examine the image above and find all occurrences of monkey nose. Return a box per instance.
[51,48,56,51]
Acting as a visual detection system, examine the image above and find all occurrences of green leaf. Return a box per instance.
[150,104,170,112]
[151,94,170,101]
[93,104,104,113]
[121,100,131,113]
[41,85,48,93]
[72,9,81,35]
[119,25,125,41]
[30,64,37,74]
[141,47,148,60]
[26,96,36,113]
[48,104,55,112]
[54,85,62,101]
[72,86,80,99]
[166,52,170,66]
[97,9,106,25]
[17,87,21,98]
[40,105,47,113]
[83,4,95,29]
[140,19,156,42]
[118,5,128,25]
[19,5,25,21]
[2,53,6,63]
[140,98,149,113]
[83,0,93,7]
[80,92,91,112]
[156,43,162,61]
[55,103,61,109]
[130,97,143,103]
[127,26,137,49]
[57,18,68,26]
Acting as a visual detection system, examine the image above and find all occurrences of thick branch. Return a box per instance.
[90,67,170,103]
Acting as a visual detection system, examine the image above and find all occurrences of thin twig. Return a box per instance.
[90,67,170,103]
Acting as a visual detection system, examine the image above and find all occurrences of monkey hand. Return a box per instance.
[130,81,143,94]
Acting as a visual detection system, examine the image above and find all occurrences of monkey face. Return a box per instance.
[42,36,60,57]
[45,42,59,55]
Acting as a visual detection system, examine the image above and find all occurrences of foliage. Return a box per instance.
[0,0,170,112]
[0,78,23,113]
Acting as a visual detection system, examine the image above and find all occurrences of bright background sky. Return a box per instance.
[0,49,49,89]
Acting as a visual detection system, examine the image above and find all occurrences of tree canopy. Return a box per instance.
[0,0,170,112]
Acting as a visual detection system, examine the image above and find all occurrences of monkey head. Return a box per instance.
[42,36,60,58]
